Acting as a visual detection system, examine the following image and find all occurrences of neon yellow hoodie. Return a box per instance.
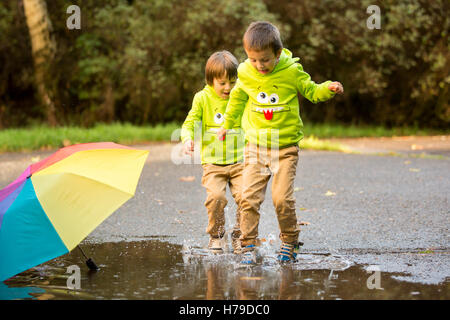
[223,48,335,148]
[181,85,244,164]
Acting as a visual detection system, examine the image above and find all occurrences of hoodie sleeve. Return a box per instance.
[223,80,248,130]
[296,64,335,104]
[181,92,203,143]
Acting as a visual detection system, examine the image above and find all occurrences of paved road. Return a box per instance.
[1,141,449,284]
[331,135,450,157]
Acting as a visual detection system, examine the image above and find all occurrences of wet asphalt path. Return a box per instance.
[0,143,449,284]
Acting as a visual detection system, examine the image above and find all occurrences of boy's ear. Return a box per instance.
[276,48,283,59]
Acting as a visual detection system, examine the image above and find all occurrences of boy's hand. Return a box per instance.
[216,127,227,141]
[328,81,344,94]
[183,139,194,155]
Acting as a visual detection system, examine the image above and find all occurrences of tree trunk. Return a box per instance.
[22,0,58,126]
[99,82,115,123]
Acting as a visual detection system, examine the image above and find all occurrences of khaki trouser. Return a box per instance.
[240,143,300,247]
[201,162,244,239]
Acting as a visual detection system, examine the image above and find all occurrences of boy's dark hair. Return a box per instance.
[243,21,283,54]
[205,51,238,86]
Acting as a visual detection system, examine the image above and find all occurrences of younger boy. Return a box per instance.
[217,22,343,264]
[181,51,245,253]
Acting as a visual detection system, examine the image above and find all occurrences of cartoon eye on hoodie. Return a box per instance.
[214,111,224,124]
[252,85,290,120]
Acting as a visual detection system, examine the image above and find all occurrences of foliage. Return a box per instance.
[0,1,36,128]
[265,0,449,128]
[0,0,448,128]
[53,0,280,126]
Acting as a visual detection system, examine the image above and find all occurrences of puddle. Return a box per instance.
[1,240,448,300]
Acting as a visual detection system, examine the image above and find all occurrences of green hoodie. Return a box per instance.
[181,85,244,164]
[223,48,335,148]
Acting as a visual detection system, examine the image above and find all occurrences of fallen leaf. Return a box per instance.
[37,293,55,300]
[409,168,420,172]
[240,277,263,281]
[62,139,71,147]
[411,144,423,150]
[404,160,411,165]
[31,156,40,163]
[298,221,310,226]
[299,207,307,211]
[180,176,195,182]
[294,187,304,192]
[418,249,434,254]
[325,191,336,196]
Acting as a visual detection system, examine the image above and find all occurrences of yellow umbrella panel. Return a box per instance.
[31,148,149,251]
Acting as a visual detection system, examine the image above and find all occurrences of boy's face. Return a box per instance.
[213,75,236,100]
[245,47,282,75]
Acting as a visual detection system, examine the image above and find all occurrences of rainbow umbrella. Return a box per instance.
[0,142,148,282]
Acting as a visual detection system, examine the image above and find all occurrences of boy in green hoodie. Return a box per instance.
[181,51,245,254]
[217,21,343,264]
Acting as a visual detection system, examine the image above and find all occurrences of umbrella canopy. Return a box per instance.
[0,142,148,281]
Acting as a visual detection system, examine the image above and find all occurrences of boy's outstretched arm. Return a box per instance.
[181,93,203,154]
[296,64,343,103]
[217,81,248,140]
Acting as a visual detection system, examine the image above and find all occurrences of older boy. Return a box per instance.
[217,22,343,264]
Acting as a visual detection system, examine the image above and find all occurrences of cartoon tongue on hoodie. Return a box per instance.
[252,86,289,121]
[263,109,273,120]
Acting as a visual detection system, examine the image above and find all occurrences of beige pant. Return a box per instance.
[240,143,300,246]
[201,162,244,239]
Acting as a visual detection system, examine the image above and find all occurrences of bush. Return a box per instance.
[0,0,448,129]
[264,0,449,128]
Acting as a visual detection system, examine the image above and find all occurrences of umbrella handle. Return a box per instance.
[85,258,99,271]
[77,245,99,271]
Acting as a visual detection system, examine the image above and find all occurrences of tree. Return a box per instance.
[23,0,58,126]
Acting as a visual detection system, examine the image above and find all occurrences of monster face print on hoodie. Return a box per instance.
[181,85,245,164]
[223,48,335,148]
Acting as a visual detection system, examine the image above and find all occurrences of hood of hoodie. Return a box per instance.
[225,48,335,148]
[233,48,304,148]
[240,48,299,78]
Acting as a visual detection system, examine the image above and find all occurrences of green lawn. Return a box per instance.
[0,122,445,153]
[304,123,445,138]
[0,123,179,152]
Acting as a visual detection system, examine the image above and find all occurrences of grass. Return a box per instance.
[0,122,445,153]
[0,122,180,153]
[304,123,446,139]
[299,135,351,153]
